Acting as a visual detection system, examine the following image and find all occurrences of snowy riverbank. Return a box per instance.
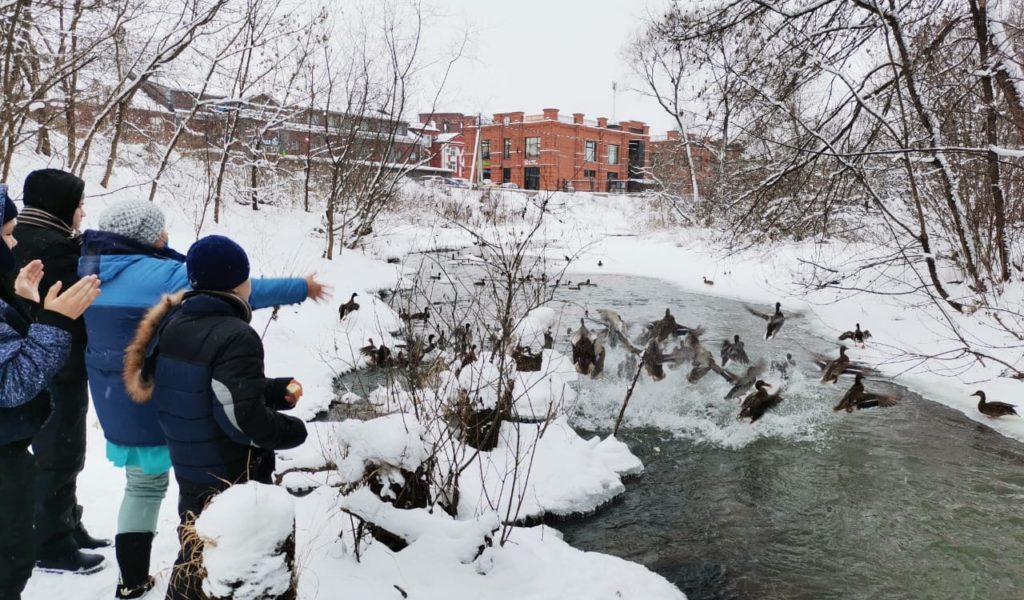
[12,144,1024,598]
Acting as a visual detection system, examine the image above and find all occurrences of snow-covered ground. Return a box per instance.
[12,141,682,600]
[11,136,1024,599]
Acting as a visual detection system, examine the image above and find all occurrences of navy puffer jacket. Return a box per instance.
[125,290,307,485]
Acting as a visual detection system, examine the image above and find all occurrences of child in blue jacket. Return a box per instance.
[0,184,102,599]
[78,200,329,598]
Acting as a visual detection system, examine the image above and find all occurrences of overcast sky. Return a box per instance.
[422,0,677,133]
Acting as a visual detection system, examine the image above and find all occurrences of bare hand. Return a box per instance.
[43,275,101,320]
[284,380,303,407]
[14,260,44,303]
[305,273,332,303]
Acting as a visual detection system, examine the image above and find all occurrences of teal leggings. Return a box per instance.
[118,467,169,534]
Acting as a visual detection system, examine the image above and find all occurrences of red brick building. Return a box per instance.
[410,113,467,177]
[649,130,741,197]
[463,109,650,192]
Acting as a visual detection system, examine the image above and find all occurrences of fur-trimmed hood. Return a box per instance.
[123,290,185,403]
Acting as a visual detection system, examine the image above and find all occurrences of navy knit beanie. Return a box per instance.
[0,184,17,272]
[186,235,250,291]
[23,168,84,227]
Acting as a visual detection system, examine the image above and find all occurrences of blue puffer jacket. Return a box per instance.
[0,291,74,446]
[125,291,307,485]
[79,230,309,447]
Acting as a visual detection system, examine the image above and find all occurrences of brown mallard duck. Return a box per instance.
[833,373,899,412]
[724,361,766,400]
[721,334,750,367]
[838,323,872,346]
[359,338,392,368]
[820,345,850,384]
[571,329,597,375]
[648,308,679,343]
[738,380,783,422]
[456,344,478,375]
[971,390,1018,418]
[642,338,667,381]
[746,302,787,340]
[338,292,359,320]
[400,306,430,322]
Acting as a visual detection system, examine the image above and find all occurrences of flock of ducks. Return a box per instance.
[563,300,1019,423]
[336,280,1019,423]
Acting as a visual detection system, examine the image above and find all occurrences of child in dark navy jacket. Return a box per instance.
[0,185,102,599]
[124,235,307,600]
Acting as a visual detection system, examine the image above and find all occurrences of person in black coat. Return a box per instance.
[123,235,307,600]
[13,168,109,573]
[0,184,104,598]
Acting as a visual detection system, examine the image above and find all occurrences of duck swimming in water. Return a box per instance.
[746,302,787,340]
[971,390,1018,418]
[738,380,783,422]
[833,373,899,412]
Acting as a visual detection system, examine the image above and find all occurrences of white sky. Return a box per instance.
[421,0,677,133]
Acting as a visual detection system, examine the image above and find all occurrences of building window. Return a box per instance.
[442,122,450,133]
[525,137,540,160]
[608,144,619,165]
[481,140,491,160]
[583,169,596,178]
[502,167,511,183]
[503,138,511,159]
[524,166,541,190]
[585,140,597,162]
[482,168,491,183]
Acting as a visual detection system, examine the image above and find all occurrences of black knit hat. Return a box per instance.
[23,168,84,227]
[186,235,251,292]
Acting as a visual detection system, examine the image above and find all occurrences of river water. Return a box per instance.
[329,265,1024,599]
[549,274,1024,600]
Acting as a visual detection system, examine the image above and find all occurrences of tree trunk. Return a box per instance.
[969,0,1010,283]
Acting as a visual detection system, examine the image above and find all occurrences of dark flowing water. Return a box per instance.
[547,274,1024,600]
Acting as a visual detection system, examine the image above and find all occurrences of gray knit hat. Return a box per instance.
[99,200,165,246]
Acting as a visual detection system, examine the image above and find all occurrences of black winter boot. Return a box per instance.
[74,521,112,549]
[35,550,106,574]
[115,533,156,599]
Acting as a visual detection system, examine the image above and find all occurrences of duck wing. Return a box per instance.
[749,392,783,422]
[745,305,771,321]
[833,383,862,412]
[731,345,751,365]
[855,393,899,410]
[838,331,855,341]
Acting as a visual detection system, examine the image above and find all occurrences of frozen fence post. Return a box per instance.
[195,482,297,600]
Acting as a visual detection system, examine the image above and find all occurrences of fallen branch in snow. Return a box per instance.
[614,354,647,436]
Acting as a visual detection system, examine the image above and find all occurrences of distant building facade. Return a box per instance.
[462,109,650,192]
[648,130,740,197]
[410,113,466,178]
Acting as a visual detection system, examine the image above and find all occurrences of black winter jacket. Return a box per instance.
[12,223,86,381]
[125,290,307,486]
